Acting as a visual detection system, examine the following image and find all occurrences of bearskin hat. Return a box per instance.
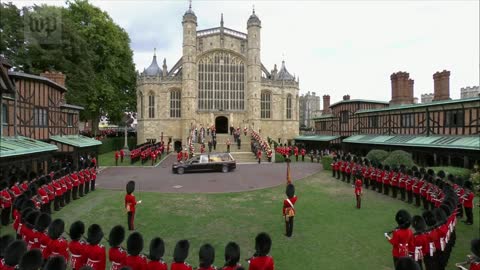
[44,256,67,270]
[0,181,7,190]
[4,240,27,266]
[393,167,399,173]
[0,234,14,258]
[199,243,215,268]
[412,215,427,233]
[364,158,370,166]
[286,184,295,198]
[48,219,65,240]
[440,204,451,217]
[224,242,240,267]
[25,211,39,229]
[377,163,383,170]
[406,169,413,176]
[13,194,27,210]
[395,256,420,270]
[471,239,480,258]
[18,249,43,270]
[126,181,135,195]
[395,209,411,229]
[255,232,272,256]
[414,171,421,178]
[108,225,125,248]
[353,156,358,163]
[433,208,447,226]
[127,232,144,256]
[411,166,418,172]
[464,180,473,190]
[384,165,390,171]
[87,224,104,245]
[119,267,133,270]
[173,240,190,263]
[447,174,454,182]
[422,210,436,227]
[426,169,434,176]
[437,170,446,179]
[455,176,464,187]
[346,155,352,162]
[149,237,165,261]
[69,221,85,241]
[419,167,426,175]
[34,213,51,232]
[79,266,94,270]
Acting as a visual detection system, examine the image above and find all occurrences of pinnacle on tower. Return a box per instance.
[220,13,224,27]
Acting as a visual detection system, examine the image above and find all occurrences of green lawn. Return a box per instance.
[2,171,477,269]
[98,151,170,167]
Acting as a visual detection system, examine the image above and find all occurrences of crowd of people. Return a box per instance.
[128,142,167,165]
[329,154,477,270]
[250,131,272,163]
[275,145,331,163]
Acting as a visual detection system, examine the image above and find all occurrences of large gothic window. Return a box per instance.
[170,90,181,118]
[261,91,271,119]
[148,93,155,118]
[198,51,245,111]
[286,94,292,119]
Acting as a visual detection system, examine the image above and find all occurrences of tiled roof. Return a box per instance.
[0,136,58,158]
[294,135,340,142]
[330,99,389,108]
[50,135,102,148]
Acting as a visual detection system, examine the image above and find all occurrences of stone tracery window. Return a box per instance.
[148,93,155,118]
[286,94,292,119]
[261,91,271,119]
[170,90,181,118]
[198,51,245,111]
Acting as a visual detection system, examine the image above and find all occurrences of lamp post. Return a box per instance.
[123,111,132,156]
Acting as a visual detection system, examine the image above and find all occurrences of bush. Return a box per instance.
[366,149,389,164]
[275,152,285,163]
[322,156,333,171]
[99,137,137,154]
[383,150,415,168]
[427,166,472,180]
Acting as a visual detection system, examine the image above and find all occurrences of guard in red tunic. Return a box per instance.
[248,233,274,270]
[222,242,241,270]
[78,170,85,198]
[90,167,97,192]
[171,240,193,270]
[115,151,120,166]
[294,147,299,162]
[44,219,69,262]
[71,171,80,200]
[0,181,12,226]
[64,173,73,204]
[120,149,125,163]
[463,239,480,270]
[34,213,51,258]
[197,244,216,270]
[354,172,363,209]
[411,215,429,269]
[125,181,141,231]
[68,221,86,270]
[84,169,91,194]
[151,151,156,166]
[183,149,189,162]
[283,184,297,237]
[463,180,475,225]
[1,240,27,270]
[177,151,183,163]
[125,232,148,270]
[257,149,262,164]
[147,237,168,270]
[385,210,414,267]
[84,224,106,270]
[108,225,127,270]
[300,148,306,162]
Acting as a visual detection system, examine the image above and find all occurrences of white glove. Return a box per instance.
[137,200,142,204]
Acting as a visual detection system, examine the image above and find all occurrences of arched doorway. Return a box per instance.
[215,116,228,133]
[174,140,182,152]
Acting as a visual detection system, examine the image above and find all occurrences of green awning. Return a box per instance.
[343,134,480,151]
[50,135,102,148]
[294,135,341,142]
[0,136,58,158]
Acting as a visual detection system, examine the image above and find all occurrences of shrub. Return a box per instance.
[383,150,415,168]
[427,166,472,180]
[99,137,137,154]
[275,152,285,163]
[366,149,389,164]
[321,156,333,171]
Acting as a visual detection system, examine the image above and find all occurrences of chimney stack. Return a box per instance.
[322,95,331,113]
[390,71,414,105]
[433,70,450,101]
[343,94,350,101]
[40,71,66,87]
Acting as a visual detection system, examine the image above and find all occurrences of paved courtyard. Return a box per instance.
[97,154,322,193]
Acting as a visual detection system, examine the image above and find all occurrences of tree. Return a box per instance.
[0,0,136,135]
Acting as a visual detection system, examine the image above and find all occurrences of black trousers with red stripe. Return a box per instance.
[127,211,135,230]
[285,216,294,237]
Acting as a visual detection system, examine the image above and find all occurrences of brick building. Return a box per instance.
[303,70,480,168]
[0,57,101,174]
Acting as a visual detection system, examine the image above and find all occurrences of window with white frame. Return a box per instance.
[34,107,48,127]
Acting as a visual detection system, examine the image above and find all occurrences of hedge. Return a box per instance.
[99,137,137,154]
[275,153,285,163]
[427,166,472,180]
[383,150,415,168]
[321,156,333,171]
[366,149,389,164]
